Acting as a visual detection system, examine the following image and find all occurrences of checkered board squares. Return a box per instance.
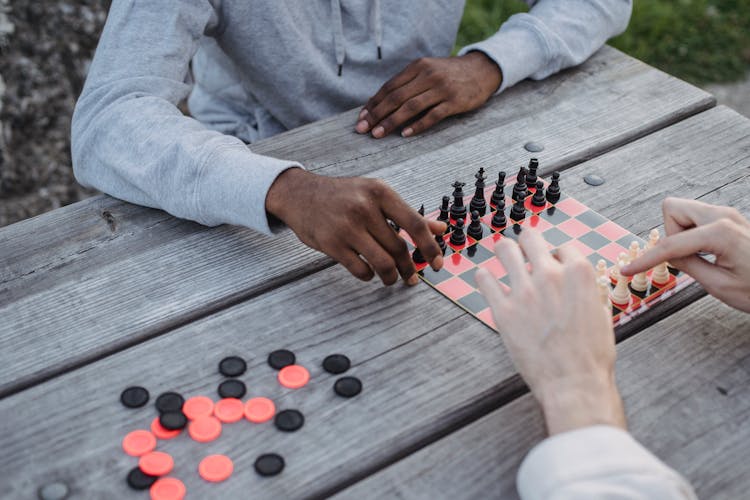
[401,176,694,331]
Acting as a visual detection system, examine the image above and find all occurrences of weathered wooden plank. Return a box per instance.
[334,296,750,500]
[0,108,748,498]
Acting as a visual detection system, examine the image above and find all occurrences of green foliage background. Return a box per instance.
[456,0,750,85]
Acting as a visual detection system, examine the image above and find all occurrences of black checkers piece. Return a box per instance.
[268,349,296,370]
[159,411,187,430]
[120,386,149,409]
[126,467,157,490]
[323,354,351,374]
[254,453,285,477]
[334,376,362,398]
[155,392,184,414]
[219,356,247,377]
[218,379,247,399]
[274,409,304,432]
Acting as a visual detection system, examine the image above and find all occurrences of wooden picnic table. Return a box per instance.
[1,46,749,499]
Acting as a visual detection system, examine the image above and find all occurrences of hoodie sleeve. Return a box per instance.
[458,0,633,93]
[71,0,302,235]
[516,426,698,500]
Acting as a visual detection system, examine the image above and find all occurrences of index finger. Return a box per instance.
[621,223,718,275]
[363,62,420,113]
[380,191,445,270]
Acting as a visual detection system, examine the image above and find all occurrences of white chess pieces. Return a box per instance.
[610,260,631,306]
[630,246,649,292]
[647,228,660,250]
[628,240,640,264]
[597,276,612,309]
[651,260,671,286]
[596,259,608,281]
[610,252,629,282]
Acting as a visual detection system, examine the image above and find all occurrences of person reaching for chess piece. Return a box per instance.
[475,197,749,499]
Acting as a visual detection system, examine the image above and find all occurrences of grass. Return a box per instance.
[456,0,750,85]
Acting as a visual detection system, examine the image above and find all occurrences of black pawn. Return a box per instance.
[490,171,506,208]
[469,168,487,216]
[526,158,539,186]
[510,198,526,222]
[467,210,483,240]
[437,196,450,224]
[449,181,467,221]
[546,171,561,204]
[512,167,528,202]
[450,218,466,246]
[435,234,447,255]
[491,200,507,228]
[531,180,546,207]
[412,247,426,264]
[418,204,425,216]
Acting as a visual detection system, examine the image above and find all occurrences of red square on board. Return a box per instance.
[476,308,497,329]
[561,239,594,257]
[526,215,553,232]
[442,252,476,275]
[435,276,475,300]
[399,230,415,247]
[479,232,504,252]
[557,218,591,239]
[597,221,631,241]
[479,257,506,279]
[555,198,588,217]
[598,242,628,263]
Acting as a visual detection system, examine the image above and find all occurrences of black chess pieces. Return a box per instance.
[449,181,467,221]
[435,234,447,255]
[491,200,507,228]
[545,171,561,204]
[467,210,483,240]
[418,204,425,216]
[526,158,539,186]
[490,171,506,208]
[469,168,488,216]
[412,247,426,264]
[450,218,467,246]
[437,195,450,226]
[531,180,546,207]
[510,198,526,222]
[512,167,528,202]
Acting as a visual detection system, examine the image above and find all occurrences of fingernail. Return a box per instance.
[372,126,385,138]
[402,127,413,138]
[359,109,368,120]
[356,120,369,133]
[432,255,444,271]
[407,274,419,286]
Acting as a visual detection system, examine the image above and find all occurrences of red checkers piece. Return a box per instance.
[214,398,244,423]
[189,416,222,443]
[278,365,310,389]
[139,451,174,476]
[198,454,234,483]
[182,396,214,420]
[150,477,186,500]
[151,417,180,440]
[245,397,276,423]
[123,430,157,457]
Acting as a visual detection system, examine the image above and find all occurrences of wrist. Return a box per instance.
[538,374,626,436]
[462,50,503,96]
[265,167,309,223]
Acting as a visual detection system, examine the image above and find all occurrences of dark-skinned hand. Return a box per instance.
[355,52,502,138]
[265,168,446,285]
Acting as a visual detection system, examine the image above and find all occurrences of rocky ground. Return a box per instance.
[0,0,748,228]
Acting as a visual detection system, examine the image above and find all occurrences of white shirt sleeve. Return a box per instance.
[458,0,633,93]
[517,425,697,500]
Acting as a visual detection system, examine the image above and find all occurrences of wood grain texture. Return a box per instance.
[334,296,750,500]
[1,108,748,498]
[0,48,715,397]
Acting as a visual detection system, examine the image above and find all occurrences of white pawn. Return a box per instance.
[630,247,649,292]
[651,260,671,286]
[596,259,608,281]
[597,276,612,309]
[628,240,640,264]
[610,252,629,282]
[610,260,631,306]
[647,228,660,250]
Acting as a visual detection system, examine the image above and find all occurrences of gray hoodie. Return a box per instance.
[72,0,631,234]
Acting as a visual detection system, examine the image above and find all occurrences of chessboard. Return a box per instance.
[399,160,695,330]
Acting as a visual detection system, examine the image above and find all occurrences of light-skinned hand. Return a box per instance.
[476,229,626,435]
[266,168,445,286]
[355,52,502,138]
[621,197,750,313]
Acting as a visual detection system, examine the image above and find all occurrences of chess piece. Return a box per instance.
[467,210,483,240]
[509,198,526,222]
[469,168,488,216]
[545,171,561,204]
[597,276,612,309]
[491,200,507,228]
[531,180,546,207]
[526,158,539,186]
[490,171,506,208]
[630,265,649,293]
[628,241,640,264]
[512,167,528,202]
[610,260,631,306]
[437,196,450,225]
[412,247,426,264]
[450,218,467,246]
[418,204,425,216]
[435,234,447,255]
[647,228,660,250]
[449,181,467,221]
[651,261,670,286]
[596,259,608,281]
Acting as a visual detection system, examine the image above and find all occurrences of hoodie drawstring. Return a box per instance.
[331,0,382,76]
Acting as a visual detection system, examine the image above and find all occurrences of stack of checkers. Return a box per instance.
[118,350,363,499]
